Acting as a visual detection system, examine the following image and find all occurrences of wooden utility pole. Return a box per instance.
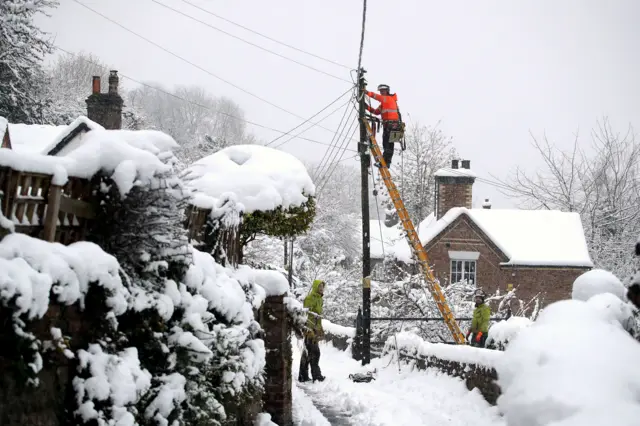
[358,68,371,365]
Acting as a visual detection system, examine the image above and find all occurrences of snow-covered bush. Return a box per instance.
[486,317,532,351]
[572,268,637,335]
[497,299,640,425]
[183,145,316,264]
[572,268,626,301]
[0,129,289,425]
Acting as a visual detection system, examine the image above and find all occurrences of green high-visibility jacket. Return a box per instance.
[304,280,324,335]
[471,303,491,334]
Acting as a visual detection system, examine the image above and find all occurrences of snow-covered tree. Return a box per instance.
[393,122,457,224]
[127,84,256,165]
[0,0,58,124]
[369,263,540,344]
[498,118,640,278]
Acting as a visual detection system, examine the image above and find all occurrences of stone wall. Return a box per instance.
[397,350,501,405]
[260,295,293,426]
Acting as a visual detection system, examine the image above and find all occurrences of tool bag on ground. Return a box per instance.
[349,369,377,383]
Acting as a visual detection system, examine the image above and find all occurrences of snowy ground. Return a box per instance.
[291,340,505,426]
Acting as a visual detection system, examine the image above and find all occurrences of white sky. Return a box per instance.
[39,0,640,209]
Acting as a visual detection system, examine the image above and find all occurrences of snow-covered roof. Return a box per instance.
[40,116,104,155]
[373,207,593,268]
[7,123,68,154]
[0,117,7,134]
[434,167,477,178]
[4,116,103,155]
[370,213,435,263]
[181,145,315,214]
[422,207,593,267]
[0,129,177,195]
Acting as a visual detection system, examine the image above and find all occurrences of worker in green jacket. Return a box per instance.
[467,289,491,347]
[298,279,326,382]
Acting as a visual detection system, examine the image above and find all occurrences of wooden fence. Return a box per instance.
[184,204,242,266]
[0,166,241,264]
[0,167,96,244]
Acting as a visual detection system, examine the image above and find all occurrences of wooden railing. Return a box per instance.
[0,167,96,244]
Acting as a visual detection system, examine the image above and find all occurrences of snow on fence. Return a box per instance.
[385,332,503,405]
[0,167,96,244]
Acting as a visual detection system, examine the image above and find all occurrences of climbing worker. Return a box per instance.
[467,289,491,347]
[298,279,326,382]
[365,84,401,169]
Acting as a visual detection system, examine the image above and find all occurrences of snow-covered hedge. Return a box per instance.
[181,145,317,254]
[0,231,285,425]
[0,127,295,425]
[497,299,640,425]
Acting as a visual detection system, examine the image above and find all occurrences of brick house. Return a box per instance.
[371,159,593,308]
[0,71,123,154]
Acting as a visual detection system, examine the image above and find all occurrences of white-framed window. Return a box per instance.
[450,259,477,285]
[448,251,479,285]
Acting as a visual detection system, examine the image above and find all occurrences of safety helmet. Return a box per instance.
[377,84,390,92]
[474,289,486,300]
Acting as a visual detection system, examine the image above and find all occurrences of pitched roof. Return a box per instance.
[372,207,593,268]
[2,116,103,156]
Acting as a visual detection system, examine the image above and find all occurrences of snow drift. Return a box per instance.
[497,299,640,426]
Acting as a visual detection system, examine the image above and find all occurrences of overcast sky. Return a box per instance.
[39,0,640,209]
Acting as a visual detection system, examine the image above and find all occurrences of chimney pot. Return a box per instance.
[92,76,101,94]
[108,70,119,95]
[451,159,459,169]
[461,160,471,169]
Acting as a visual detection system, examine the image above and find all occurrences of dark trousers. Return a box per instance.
[471,332,487,348]
[299,337,322,380]
[382,125,394,166]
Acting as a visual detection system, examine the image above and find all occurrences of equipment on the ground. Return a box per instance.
[362,118,466,344]
[349,369,377,383]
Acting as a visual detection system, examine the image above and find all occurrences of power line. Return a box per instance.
[316,124,359,198]
[313,98,355,176]
[54,46,357,153]
[315,106,357,183]
[356,0,368,72]
[266,88,353,146]
[150,0,352,83]
[272,99,351,149]
[70,0,353,140]
[316,117,359,194]
[176,0,352,70]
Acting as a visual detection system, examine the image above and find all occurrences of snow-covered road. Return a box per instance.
[292,340,505,426]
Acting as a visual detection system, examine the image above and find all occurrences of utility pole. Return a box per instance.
[288,237,294,288]
[358,68,371,365]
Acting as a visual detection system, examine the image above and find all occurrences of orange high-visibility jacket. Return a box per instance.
[366,91,399,121]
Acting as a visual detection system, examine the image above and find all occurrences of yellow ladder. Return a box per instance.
[364,118,466,344]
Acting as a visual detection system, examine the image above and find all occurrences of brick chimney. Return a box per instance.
[482,198,491,209]
[86,70,123,129]
[434,159,475,219]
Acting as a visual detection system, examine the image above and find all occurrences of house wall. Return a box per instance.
[425,216,589,313]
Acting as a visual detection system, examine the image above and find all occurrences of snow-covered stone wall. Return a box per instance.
[385,332,503,405]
